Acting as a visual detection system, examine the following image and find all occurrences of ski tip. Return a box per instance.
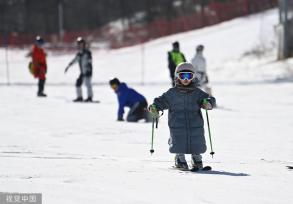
[172,166,190,171]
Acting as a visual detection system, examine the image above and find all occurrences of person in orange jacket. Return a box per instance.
[28,36,47,97]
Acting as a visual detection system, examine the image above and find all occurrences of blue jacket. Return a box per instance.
[116,83,146,118]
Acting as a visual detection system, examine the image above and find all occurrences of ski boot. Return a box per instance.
[190,161,203,172]
[175,155,189,171]
[84,97,92,102]
[37,92,47,97]
[73,97,83,102]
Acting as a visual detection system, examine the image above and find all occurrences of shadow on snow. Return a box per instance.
[196,170,250,177]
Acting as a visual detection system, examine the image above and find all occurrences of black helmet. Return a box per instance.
[196,45,204,52]
[76,37,85,44]
[172,41,180,49]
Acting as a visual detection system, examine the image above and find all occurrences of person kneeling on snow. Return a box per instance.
[148,62,216,171]
[109,78,151,122]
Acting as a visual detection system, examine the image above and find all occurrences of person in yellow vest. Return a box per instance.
[168,41,186,86]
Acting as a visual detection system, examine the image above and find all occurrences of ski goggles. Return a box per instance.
[176,72,195,80]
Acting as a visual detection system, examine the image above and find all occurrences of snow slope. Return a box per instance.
[0,9,287,85]
[1,9,293,204]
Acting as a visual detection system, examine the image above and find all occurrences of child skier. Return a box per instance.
[149,62,216,171]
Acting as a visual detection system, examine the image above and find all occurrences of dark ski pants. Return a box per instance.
[126,100,149,122]
[76,74,93,98]
[169,67,176,87]
[38,79,46,94]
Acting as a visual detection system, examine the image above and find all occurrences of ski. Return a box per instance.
[190,166,212,172]
[172,166,189,171]
[287,166,293,170]
[172,166,212,172]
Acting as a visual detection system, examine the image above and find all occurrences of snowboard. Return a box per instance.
[86,100,100,104]
[73,100,100,103]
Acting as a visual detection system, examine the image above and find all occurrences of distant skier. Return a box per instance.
[191,45,212,95]
[27,36,47,97]
[109,78,151,122]
[65,37,94,102]
[148,62,216,171]
[168,41,186,86]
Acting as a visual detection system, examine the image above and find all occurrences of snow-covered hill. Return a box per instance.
[1,9,293,204]
[1,9,291,85]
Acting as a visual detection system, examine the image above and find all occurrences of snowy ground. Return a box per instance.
[1,9,293,204]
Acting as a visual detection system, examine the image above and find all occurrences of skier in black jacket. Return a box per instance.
[65,37,94,102]
[168,41,186,86]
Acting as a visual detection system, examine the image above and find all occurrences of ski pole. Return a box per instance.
[149,108,163,155]
[205,109,215,157]
[203,99,215,158]
[150,117,155,155]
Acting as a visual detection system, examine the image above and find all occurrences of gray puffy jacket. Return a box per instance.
[153,86,216,154]
[68,49,93,76]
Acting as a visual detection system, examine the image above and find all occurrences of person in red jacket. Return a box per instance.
[28,36,47,97]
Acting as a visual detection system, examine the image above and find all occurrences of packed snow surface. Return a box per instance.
[1,9,293,204]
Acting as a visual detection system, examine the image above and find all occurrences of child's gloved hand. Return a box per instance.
[201,99,213,110]
[148,104,159,118]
